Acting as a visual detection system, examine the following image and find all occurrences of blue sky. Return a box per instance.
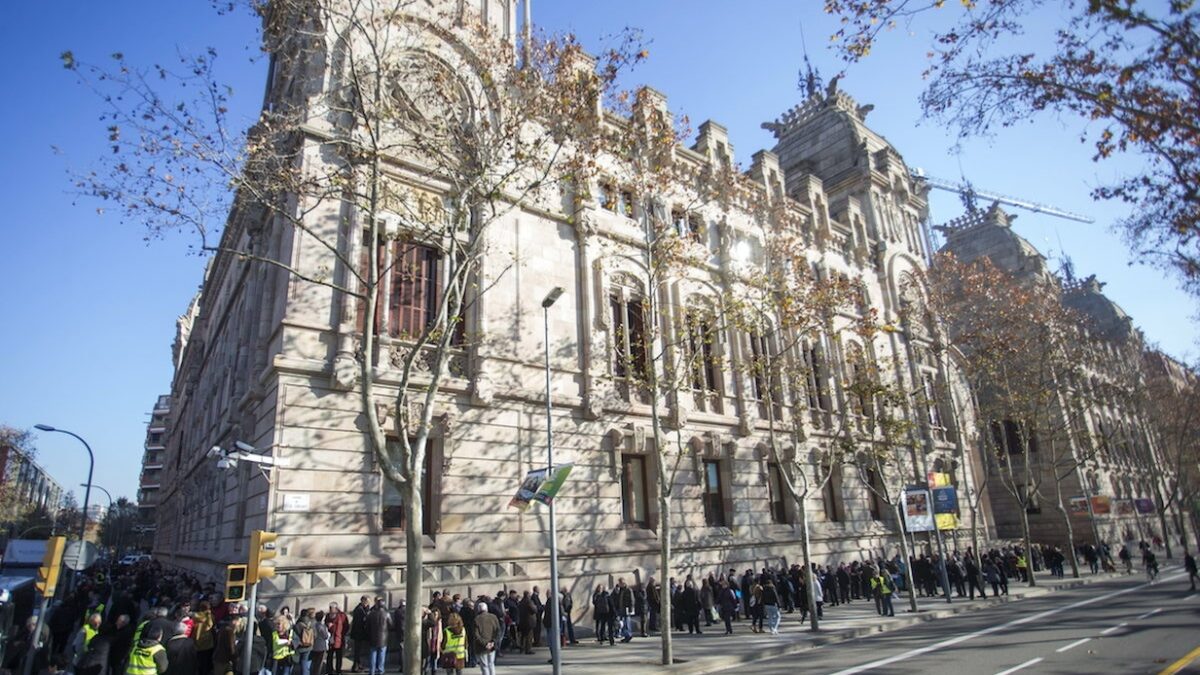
[0,2,1190,506]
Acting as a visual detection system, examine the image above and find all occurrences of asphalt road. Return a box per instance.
[735,566,1200,675]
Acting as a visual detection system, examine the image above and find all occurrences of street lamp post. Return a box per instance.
[542,286,564,675]
[82,484,117,556]
[35,425,94,588]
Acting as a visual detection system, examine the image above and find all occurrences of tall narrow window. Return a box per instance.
[702,459,727,527]
[381,438,439,535]
[922,373,944,428]
[620,454,649,527]
[866,468,884,521]
[611,293,648,380]
[767,463,788,524]
[598,182,616,211]
[804,342,831,411]
[672,209,687,238]
[619,189,636,217]
[686,311,720,393]
[748,331,770,401]
[822,468,844,522]
[390,243,441,338]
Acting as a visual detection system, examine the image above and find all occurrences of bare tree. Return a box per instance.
[65,3,644,672]
[724,217,857,629]
[824,0,1200,302]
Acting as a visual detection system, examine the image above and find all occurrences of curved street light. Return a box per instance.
[81,483,122,556]
[33,425,94,559]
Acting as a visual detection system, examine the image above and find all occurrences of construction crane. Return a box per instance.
[911,169,1095,224]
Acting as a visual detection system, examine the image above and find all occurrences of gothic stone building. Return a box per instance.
[154,0,991,610]
[939,205,1185,549]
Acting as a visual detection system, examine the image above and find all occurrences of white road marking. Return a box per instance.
[1136,608,1161,620]
[1100,622,1127,635]
[1056,637,1091,653]
[994,657,1043,675]
[825,572,1184,675]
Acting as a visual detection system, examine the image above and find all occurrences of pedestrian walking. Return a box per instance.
[762,581,780,635]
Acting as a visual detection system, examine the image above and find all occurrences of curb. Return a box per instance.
[660,572,1126,674]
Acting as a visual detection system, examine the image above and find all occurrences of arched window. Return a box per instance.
[610,280,649,381]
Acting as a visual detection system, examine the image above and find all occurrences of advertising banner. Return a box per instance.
[1068,496,1090,515]
[534,463,574,506]
[1135,498,1156,514]
[927,472,952,488]
[508,468,547,512]
[932,486,958,514]
[903,487,935,532]
[1114,499,1135,516]
[936,513,959,531]
[508,463,574,511]
[1090,495,1112,515]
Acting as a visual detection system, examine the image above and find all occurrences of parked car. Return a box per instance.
[118,554,151,566]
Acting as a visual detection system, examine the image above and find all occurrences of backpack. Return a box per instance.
[297,623,315,649]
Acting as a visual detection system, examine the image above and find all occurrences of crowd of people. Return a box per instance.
[5,538,1191,675]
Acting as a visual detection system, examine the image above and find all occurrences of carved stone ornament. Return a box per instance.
[737,410,755,436]
[332,352,360,391]
[576,210,598,236]
[472,374,496,406]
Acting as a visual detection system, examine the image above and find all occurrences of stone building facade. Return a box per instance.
[939,205,1187,549]
[153,0,991,610]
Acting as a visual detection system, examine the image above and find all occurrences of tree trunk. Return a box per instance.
[403,477,424,675]
[795,494,819,631]
[968,484,983,573]
[1158,508,1174,559]
[892,502,918,613]
[1054,480,1081,578]
[1175,510,1191,554]
[1019,507,1037,587]
[657,491,672,665]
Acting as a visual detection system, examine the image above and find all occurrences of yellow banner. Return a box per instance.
[935,513,958,530]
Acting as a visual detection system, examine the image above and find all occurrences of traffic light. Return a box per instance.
[225,564,247,601]
[248,530,278,584]
[35,536,66,597]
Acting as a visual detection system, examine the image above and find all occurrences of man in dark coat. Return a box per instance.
[517,593,537,655]
[530,587,545,647]
[349,596,370,672]
[610,579,634,643]
[74,628,111,675]
[365,598,390,675]
[165,622,198,675]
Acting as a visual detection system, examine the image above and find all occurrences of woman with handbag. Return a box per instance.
[438,613,466,675]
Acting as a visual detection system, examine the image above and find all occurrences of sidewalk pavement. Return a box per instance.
[485,566,1144,675]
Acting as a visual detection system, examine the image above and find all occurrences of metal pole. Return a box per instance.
[22,594,50,675]
[242,582,259,675]
[36,427,94,591]
[543,296,562,675]
[83,484,113,554]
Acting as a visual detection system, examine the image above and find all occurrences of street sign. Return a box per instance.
[61,541,99,571]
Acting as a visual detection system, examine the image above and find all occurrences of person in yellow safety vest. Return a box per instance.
[1016,554,1029,582]
[441,612,467,674]
[876,572,896,617]
[82,613,102,650]
[126,625,168,675]
[271,616,295,675]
